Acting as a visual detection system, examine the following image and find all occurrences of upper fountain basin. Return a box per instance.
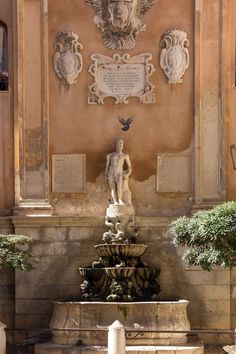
[95,243,147,257]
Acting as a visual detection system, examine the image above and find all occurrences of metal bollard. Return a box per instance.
[0,322,6,354]
[108,320,126,354]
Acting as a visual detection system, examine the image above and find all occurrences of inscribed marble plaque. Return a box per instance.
[88,53,155,104]
[52,154,86,193]
[157,154,191,193]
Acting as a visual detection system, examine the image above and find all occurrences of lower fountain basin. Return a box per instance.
[50,300,190,346]
[105,267,135,279]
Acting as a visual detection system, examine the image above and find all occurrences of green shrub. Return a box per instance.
[170,202,236,271]
[0,234,36,271]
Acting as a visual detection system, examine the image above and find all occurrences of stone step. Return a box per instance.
[35,343,204,354]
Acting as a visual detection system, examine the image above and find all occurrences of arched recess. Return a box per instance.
[0,20,8,91]
[0,5,14,216]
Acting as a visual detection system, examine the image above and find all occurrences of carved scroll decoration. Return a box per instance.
[160,29,189,84]
[84,0,158,49]
[54,32,83,85]
[88,53,155,104]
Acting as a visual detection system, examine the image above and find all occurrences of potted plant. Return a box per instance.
[170,202,236,271]
[0,233,35,271]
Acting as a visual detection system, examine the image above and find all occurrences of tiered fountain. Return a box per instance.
[79,199,160,303]
[39,139,203,353]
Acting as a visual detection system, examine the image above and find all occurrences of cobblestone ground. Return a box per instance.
[6,343,228,354]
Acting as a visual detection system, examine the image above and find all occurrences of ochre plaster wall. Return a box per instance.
[48,0,194,216]
[227,0,236,201]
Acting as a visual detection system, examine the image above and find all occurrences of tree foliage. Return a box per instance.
[0,234,36,271]
[170,202,236,271]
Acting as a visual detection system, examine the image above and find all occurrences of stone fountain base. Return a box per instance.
[35,299,203,354]
[49,300,191,346]
[36,343,204,354]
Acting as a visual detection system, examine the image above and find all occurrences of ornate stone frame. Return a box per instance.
[88,53,155,104]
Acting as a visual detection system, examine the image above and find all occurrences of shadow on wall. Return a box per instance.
[140,226,207,329]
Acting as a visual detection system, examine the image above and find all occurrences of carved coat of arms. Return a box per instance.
[84,0,158,49]
[160,29,189,84]
[54,32,83,85]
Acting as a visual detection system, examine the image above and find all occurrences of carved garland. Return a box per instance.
[88,53,155,104]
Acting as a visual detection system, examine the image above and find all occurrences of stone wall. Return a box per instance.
[0,218,15,328]
[9,215,234,345]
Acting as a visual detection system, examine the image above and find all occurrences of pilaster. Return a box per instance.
[13,0,51,216]
[194,0,224,207]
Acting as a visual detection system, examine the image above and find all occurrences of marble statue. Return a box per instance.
[105,138,132,205]
[103,138,135,244]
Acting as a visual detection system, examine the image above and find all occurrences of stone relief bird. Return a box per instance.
[118,116,133,131]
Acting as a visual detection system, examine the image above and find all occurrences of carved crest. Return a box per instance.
[54,32,83,85]
[160,29,189,84]
[88,53,155,104]
[84,0,158,49]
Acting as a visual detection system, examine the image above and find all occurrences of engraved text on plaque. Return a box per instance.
[98,64,145,96]
[157,154,191,193]
[88,53,155,104]
[52,154,86,193]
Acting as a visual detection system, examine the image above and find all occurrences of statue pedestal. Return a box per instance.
[106,204,134,218]
[103,204,136,244]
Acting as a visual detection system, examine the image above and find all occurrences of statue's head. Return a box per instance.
[115,138,124,153]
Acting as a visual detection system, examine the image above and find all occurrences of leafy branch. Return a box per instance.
[170,202,236,271]
[0,234,36,271]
